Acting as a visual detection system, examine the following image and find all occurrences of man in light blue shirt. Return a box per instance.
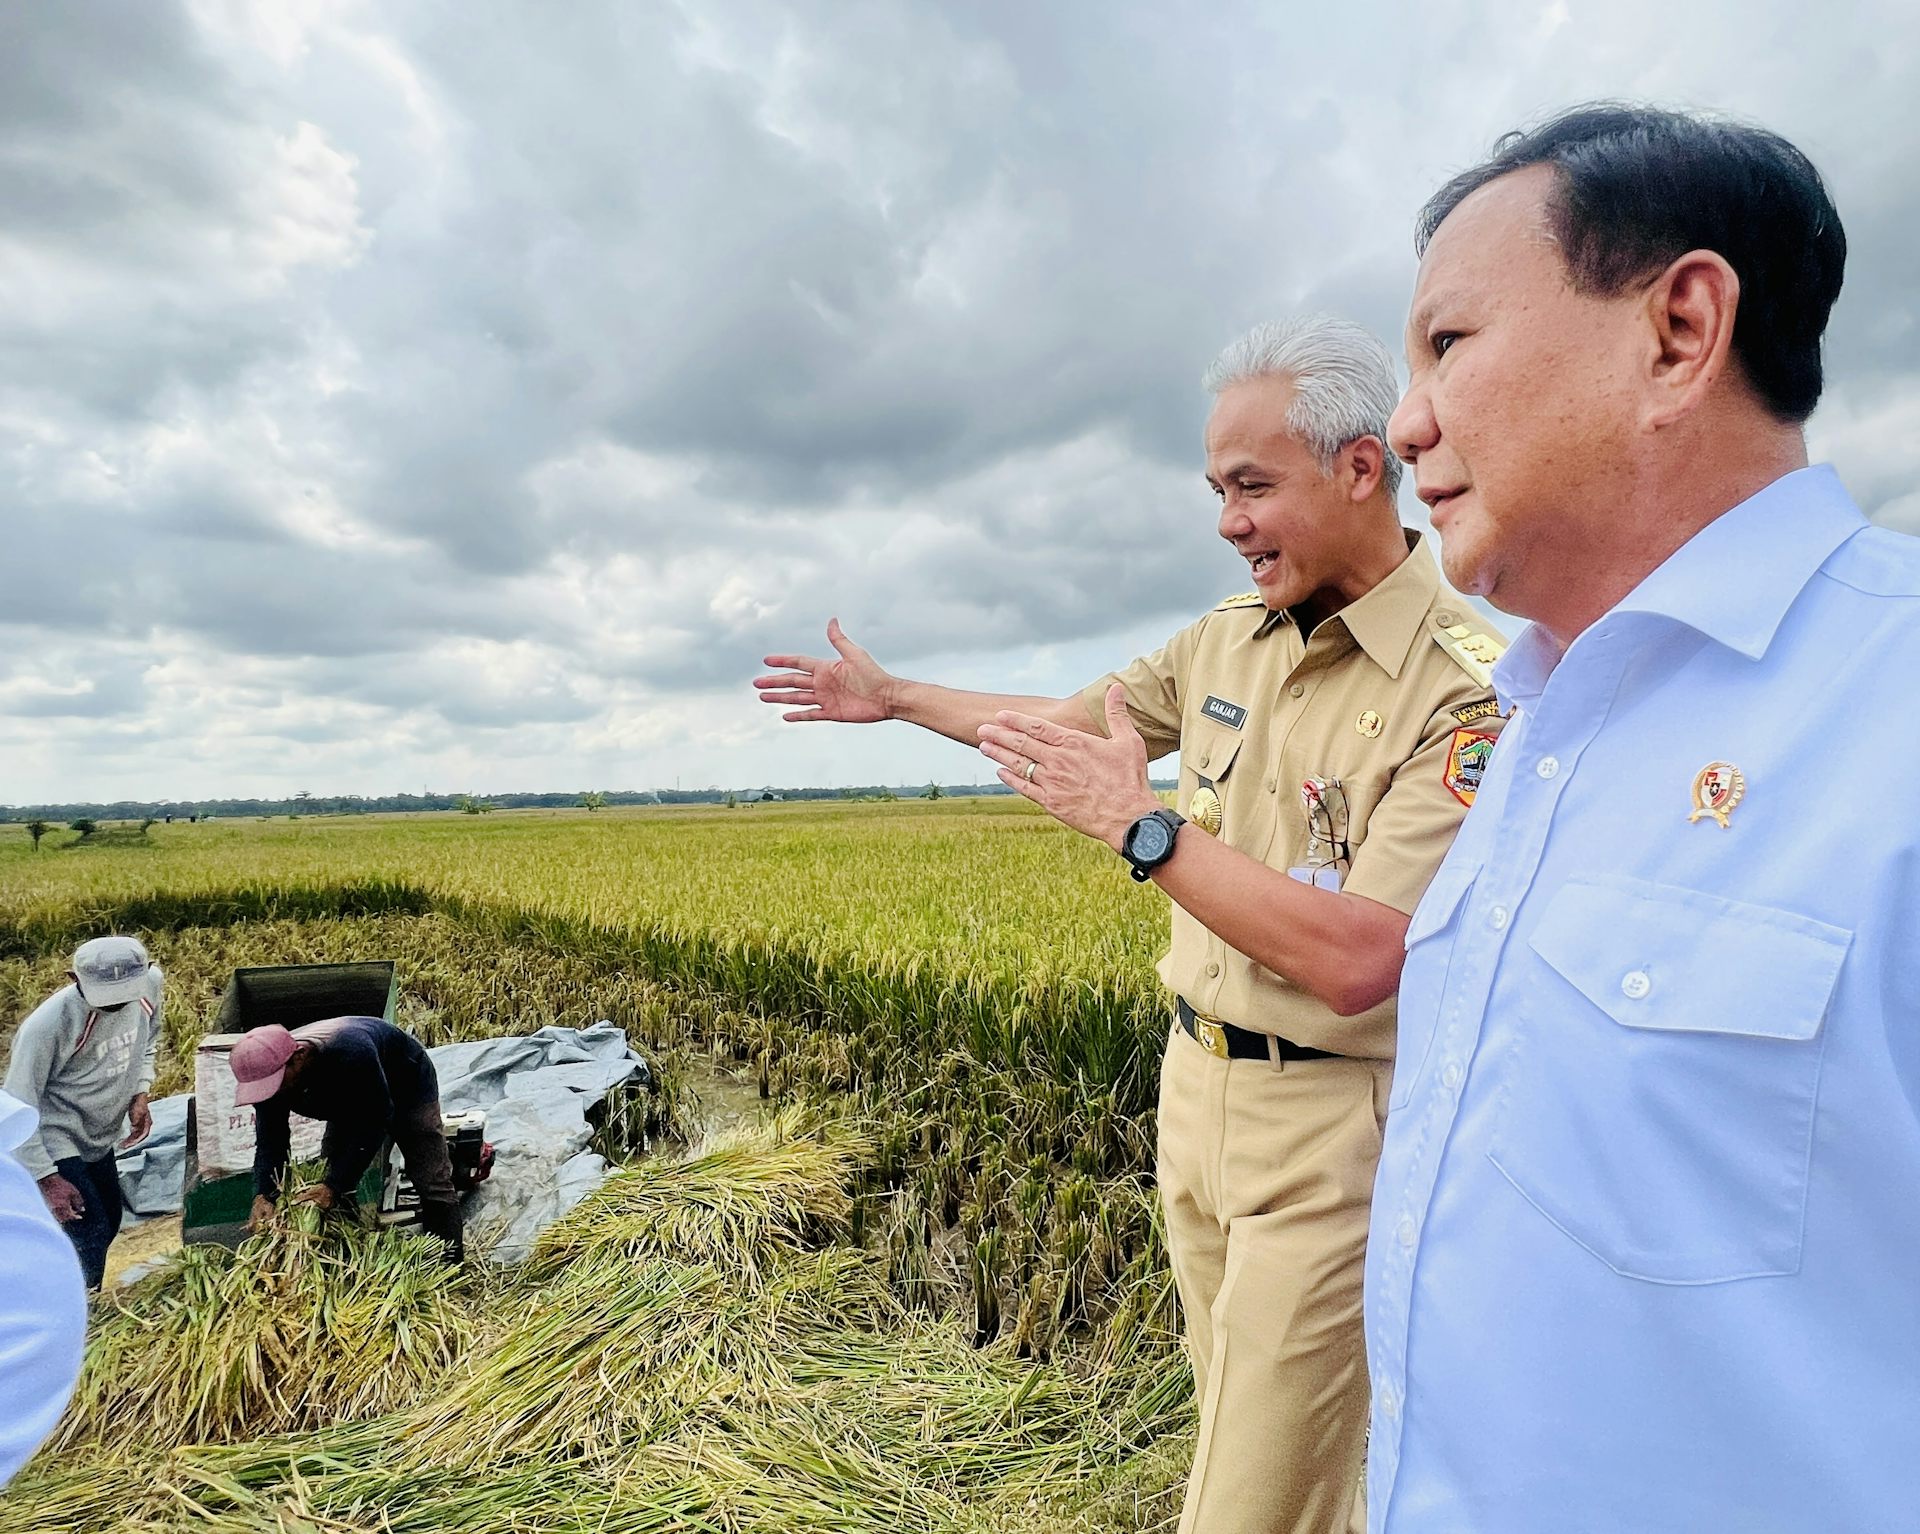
[0,1090,87,1486]
[1370,105,1917,1531]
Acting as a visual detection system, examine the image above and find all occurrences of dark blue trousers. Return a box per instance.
[53,1154,124,1290]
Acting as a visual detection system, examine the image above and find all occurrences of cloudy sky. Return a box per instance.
[4,1,1916,804]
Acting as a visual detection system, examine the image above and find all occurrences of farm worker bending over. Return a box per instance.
[232,1017,463,1262]
[0,1090,86,1485]
[757,315,1504,1534]
[2,934,163,1289]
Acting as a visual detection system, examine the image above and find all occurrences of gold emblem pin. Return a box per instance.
[1190,784,1223,836]
[1356,710,1383,738]
[1688,761,1746,829]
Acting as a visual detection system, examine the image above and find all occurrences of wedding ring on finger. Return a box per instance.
[1023,760,1038,783]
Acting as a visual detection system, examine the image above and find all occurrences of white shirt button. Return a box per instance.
[1536,756,1560,779]
[1206,961,1221,978]
[1442,1060,1464,1090]
[1289,683,1305,698]
[1397,1216,1417,1247]
[1489,905,1509,930]
[1621,970,1652,1000]
[1377,1378,1400,1419]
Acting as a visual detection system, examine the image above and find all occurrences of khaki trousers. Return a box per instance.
[1157,1023,1388,1534]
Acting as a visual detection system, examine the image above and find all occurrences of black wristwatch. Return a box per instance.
[1121,808,1186,882]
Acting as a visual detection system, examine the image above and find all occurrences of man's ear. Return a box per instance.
[1343,434,1388,502]
[1643,249,1740,430]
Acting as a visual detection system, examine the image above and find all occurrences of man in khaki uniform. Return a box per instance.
[755,315,1503,1533]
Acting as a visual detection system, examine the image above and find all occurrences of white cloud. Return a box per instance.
[2,0,1917,804]
[244,120,372,275]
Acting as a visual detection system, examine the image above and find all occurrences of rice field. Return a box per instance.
[0,803,1194,1530]
[9,1118,1192,1534]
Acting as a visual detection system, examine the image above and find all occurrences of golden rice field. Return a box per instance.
[0,803,1195,1531]
[0,800,1167,990]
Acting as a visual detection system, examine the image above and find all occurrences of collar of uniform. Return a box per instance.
[1257,530,1437,678]
[0,1089,38,1154]
[1493,464,1864,713]
[1492,625,1554,714]
[1614,464,1865,659]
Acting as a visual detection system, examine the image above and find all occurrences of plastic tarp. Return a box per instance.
[433,1022,648,1263]
[116,1093,191,1218]
[116,1022,648,1263]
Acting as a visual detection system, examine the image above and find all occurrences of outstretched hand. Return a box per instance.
[978,684,1162,852]
[755,619,895,724]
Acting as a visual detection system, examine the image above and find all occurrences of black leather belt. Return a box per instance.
[1177,997,1337,1063]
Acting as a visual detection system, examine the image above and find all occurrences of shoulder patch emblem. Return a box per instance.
[1434,621,1507,686]
[1214,591,1267,610]
[1450,698,1502,726]
[1443,728,1498,807]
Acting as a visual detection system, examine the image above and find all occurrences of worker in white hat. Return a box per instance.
[1,935,164,1288]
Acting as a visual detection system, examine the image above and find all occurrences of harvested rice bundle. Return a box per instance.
[529,1110,866,1277]
[54,1199,474,1451]
[399,1249,890,1469]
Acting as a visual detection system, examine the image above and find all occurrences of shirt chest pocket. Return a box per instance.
[1185,725,1244,784]
[1489,875,1849,1284]
[1181,724,1246,821]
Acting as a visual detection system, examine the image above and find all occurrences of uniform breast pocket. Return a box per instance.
[1387,858,1480,1111]
[1185,726,1243,785]
[1488,875,1849,1284]
[1181,726,1244,823]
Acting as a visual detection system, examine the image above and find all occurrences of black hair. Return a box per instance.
[1416,103,1846,422]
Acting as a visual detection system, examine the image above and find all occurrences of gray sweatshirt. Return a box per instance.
[2,968,163,1179]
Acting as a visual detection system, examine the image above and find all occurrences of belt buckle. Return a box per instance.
[1195,1015,1230,1060]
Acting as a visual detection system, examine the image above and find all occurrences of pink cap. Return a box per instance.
[231,1025,299,1106]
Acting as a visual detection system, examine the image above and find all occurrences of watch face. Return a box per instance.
[1131,814,1173,862]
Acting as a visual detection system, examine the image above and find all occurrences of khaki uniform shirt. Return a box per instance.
[1081,533,1505,1059]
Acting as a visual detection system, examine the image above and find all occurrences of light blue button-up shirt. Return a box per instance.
[1366,466,1920,1533]
[0,1090,86,1486]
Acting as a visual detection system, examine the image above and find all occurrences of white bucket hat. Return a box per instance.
[71,935,152,1009]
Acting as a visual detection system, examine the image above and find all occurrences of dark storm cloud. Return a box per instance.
[3,0,1917,800]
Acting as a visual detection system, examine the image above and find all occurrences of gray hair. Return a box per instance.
[1203,315,1404,497]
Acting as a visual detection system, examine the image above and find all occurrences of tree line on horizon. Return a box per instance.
[0,782,1077,825]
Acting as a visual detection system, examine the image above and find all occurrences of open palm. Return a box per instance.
[755,619,894,724]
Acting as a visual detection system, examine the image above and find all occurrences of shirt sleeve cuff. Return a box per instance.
[1078,676,1120,733]
[16,1143,56,1181]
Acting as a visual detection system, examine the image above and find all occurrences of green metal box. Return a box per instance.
[181,962,399,1247]
[213,962,398,1036]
